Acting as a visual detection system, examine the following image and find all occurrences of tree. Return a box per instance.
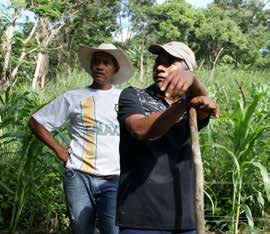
[0,0,25,87]
[147,0,200,44]
[210,0,270,67]
[1,0,122,90]
[65,0,121,68]
[194,6,247,67]
[27,0,92,89]
[212,0,269,33]
[119,0,156,81]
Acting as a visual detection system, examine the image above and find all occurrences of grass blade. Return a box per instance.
[249,162,270,201]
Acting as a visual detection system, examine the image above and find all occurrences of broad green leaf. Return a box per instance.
[0,180,14,195]
[238,128,265,161]
[243,93,263,131]
[204,188,216,215]
[0,95,4,105]
[256,191,264,209]
[256,112,270,127]
[243,204,254,230]
[249,162,270,201]
[212,143,240,172]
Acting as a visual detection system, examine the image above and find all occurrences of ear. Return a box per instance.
[181,60,190,71]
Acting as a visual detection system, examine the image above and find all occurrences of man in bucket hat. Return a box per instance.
[29,43,132,234]
[116,41,219,234]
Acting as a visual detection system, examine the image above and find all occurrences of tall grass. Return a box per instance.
[0,66,269,233]
[197,67,270,232]
[0,88,69,233]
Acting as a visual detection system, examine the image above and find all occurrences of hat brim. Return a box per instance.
[78,46,133,85]
[149,43,196,72]
[149,44,185,60]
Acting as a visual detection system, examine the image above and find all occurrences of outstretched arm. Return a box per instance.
[125,100,189,140]
[124,97,219,141]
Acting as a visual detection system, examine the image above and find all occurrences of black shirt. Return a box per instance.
[116,85,209,231]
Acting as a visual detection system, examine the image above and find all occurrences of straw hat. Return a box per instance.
[78,43,132,85]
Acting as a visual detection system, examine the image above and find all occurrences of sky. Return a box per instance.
[0,0,214,11]
[186,0,213,8]
[157,0,213,8]
[0,0,215,28]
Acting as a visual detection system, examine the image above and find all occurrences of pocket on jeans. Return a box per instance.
[64,168,77,179]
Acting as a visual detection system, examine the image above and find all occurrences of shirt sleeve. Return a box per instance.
[198,116,210,130]
[117,87,146,124]
[32,93,71,132]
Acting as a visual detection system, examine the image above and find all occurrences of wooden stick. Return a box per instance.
[189,107,205,234]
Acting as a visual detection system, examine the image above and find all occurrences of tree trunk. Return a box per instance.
[40,53,49,89]
[31,17,67,89]
[32,52,48,89]
[210,47,224,80]
[0,11,20,86]
[139,39,144,82]
[189,107,205,234]
[8,20,38,87]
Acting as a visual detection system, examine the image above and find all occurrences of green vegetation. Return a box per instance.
[1,0,269,233]
[1,67,269,233]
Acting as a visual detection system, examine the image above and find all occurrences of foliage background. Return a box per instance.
[0,0,270,233]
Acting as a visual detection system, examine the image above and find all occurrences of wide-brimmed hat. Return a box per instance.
[78,43,132,85]
[148,41,196,71]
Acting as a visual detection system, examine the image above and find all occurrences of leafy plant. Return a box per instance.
[213,91,270,233]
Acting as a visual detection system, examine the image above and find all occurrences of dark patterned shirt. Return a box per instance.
[116,84,209,231]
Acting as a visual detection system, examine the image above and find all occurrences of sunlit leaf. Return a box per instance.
[249,162,270,201]
[212,143,240,172]
[243,204,254,230]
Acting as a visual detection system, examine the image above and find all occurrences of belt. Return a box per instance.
[96,175,119,180]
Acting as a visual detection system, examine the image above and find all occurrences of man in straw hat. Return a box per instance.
[29,43,132,234]
[116,41,220,234]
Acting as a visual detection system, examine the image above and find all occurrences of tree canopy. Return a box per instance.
[0,0,269,89]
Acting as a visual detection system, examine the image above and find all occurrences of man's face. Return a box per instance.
[153,53,184,90]
[90,51,119,86]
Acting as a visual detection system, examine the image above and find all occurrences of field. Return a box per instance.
[0,66,269,233]
[1,0,269,232]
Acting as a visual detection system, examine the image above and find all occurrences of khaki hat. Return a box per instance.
[78,43,133,85]
[148,41,196,71]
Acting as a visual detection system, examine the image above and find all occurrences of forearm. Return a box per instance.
[188,76,208,98]
[28,117,67,158]
[126,100,189,140]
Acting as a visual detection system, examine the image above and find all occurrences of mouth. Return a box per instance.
[93,72,105,78]
[94,72,104,75]
[154,73,167,82]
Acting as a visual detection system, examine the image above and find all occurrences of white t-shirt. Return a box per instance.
[33,86,121,176]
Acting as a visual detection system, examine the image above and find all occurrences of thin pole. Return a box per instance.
[189,107,205,234]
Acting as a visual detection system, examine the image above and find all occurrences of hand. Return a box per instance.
[189,96,220,119]
[55,146,69,165]
[161,69,194,98]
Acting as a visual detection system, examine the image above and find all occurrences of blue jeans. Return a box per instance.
[63,168,119,234]
[119,228,196,234]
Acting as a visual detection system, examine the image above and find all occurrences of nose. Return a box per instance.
[156,63,166,72]
[91,60,105,70]
[95,62,105,70]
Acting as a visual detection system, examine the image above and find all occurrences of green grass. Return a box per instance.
[1,66,269,233]
[33,65,270,101]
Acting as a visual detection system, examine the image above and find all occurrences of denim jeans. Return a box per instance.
[63,168,119,234]
[119,228,196,234]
